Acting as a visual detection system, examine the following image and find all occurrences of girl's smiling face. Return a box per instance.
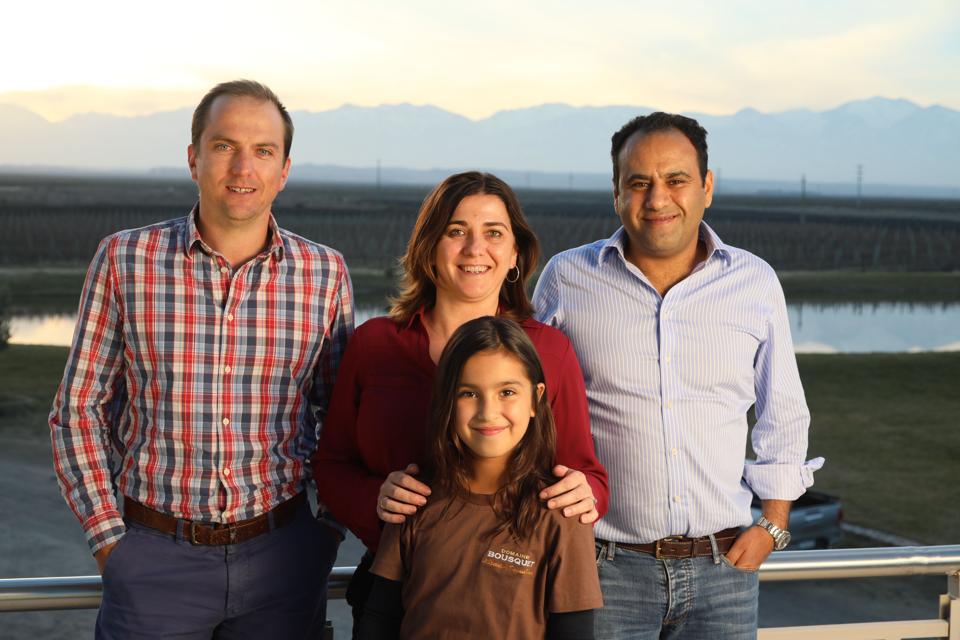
[454,348,545,462]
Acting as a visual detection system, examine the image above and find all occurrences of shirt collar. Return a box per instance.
[183,203,206,259]
[699,222,732,266]
[182,203,285,263]
[598,222,731,267]
[402,306,429,331]
[598,226,629,266]
[264,215,285,262]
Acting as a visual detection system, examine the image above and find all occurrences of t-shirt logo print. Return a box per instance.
[482,546,537,576]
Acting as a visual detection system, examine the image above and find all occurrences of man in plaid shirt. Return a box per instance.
[50,80,354,638]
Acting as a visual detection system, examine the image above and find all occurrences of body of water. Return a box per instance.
[8,306,386,348]
[788,302,960,353]
[9,303,960,354]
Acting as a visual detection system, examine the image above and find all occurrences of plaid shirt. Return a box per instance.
[50,207,353,553]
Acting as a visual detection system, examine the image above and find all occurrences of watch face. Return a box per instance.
[776,531,791,550]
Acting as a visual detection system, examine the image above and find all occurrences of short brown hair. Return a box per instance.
[611,112,708,186]
[191,79,294,159]
[390,172,540,324]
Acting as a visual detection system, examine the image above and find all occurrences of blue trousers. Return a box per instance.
[595,540,759,640]
[96,501,339,639]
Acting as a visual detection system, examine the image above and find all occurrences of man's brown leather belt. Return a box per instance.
[123,493,306,545]
[605,527,741,559]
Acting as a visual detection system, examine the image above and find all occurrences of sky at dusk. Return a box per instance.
[4,0,959,121]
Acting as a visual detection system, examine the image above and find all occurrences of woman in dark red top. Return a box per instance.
[313,171,608,631]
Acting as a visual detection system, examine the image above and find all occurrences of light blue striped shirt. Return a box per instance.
[534,223,823,544]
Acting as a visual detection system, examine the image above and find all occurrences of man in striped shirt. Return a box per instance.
[50,80,353,638]
[534,113,822,639]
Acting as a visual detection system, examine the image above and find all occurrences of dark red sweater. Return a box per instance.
[313,310,609,551]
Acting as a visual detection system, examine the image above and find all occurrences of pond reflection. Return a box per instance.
[10,303,960,353]
[9,307,388,348]
[788,302,960,353]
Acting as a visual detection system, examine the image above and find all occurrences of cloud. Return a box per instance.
[3,1,958,119]
[0,86,200,121]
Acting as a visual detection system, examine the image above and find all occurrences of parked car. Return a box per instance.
[751,490,843,550]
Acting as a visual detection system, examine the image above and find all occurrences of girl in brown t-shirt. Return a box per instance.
[359,316,602,639]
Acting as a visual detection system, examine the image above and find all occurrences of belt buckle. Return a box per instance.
[655,536,684,559]
[189,521,239,545]
[189,521,201,545]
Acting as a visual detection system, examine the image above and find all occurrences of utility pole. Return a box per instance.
[856,164,863,208]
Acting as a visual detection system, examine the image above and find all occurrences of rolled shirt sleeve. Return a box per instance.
[743,274,824,501]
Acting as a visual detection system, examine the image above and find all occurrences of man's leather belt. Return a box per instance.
[606,527,741,559]
[123,493,306,545]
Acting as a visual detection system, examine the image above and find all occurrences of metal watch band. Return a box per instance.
[756,515,791,550]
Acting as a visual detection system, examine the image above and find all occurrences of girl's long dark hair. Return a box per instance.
[426,316,557,540]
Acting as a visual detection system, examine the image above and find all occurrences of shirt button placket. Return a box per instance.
[217,268,238,512]
[660,302,684,531]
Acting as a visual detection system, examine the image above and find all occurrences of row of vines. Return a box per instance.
[1,200,958,272]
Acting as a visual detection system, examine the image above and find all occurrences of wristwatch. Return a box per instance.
[755,515,791,550]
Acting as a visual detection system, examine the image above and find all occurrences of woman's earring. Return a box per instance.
[505,265,520,283]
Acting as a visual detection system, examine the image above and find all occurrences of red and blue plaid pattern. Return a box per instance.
[50,207,353,553]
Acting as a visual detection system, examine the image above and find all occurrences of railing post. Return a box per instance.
[950,571,959,640]
[941,570,959,640]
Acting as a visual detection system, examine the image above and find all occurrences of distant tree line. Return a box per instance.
[1,200,959,272]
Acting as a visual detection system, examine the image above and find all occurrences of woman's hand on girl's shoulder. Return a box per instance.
[539,465,600,524]
[377,463,433,524]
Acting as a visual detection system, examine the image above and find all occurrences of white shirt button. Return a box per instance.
[222,468,231,477]
[223,365,232,374]
[226,314,234,321]
[667,401,674,410]
[220,266,228,274]
[674,495,682,503]
[222,418,230,426]
[671,448,679,457]
[664,355,672,364]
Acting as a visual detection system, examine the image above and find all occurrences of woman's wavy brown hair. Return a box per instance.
[426,316,556,540]
[389,171,540,323]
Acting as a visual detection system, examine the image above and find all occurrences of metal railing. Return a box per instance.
[3,546,959,638]
[755,545,960,639]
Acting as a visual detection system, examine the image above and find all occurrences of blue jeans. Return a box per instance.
[595,540,759,639]
[96,500,340,639]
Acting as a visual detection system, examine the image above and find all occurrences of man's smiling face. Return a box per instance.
[614,127,714,264]
[188,95,290,228]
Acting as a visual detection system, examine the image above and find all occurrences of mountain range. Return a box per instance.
[1,97,957,191]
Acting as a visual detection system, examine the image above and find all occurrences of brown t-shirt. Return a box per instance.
[371,491,603,639]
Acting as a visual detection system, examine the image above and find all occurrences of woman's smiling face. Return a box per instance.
[433,193,518,308]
